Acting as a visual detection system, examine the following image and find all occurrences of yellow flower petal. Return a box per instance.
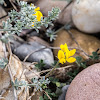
[34,7,40,11]
[66,57,76,63]
[36,11,43,21]
[58,50,65,60]
[66,51,70,59]
[60,43,68,52]
[33,11,43,21]
[69,49,76,57]
[59,58,66,64]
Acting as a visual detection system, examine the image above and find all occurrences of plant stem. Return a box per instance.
[0,29,18,31]
[45,61,59,78]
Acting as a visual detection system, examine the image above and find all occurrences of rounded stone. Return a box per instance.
[66,63,100,100]
[14,41,54,69]
[72,0,100,33]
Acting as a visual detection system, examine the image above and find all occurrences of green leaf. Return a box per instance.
[89,56,93,59]
[90,52,99,60]
[35,59,45,70]
[56,82,61,87]
[80,62,87,68]
[75,56,82,63]
[92,52,98,56]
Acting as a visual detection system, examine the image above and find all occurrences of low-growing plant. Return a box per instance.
[0,1,60,43]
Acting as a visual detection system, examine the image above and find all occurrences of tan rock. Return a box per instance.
[35,0,73,24]
[65,63,100,100]
[53,29,100,59]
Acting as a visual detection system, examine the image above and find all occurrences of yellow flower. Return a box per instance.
[66,48,76,63]
[58,50,66,64]
[32,7,43,26]
[57,43,76,64]
[33,7,43,21]
[60,43,68,52]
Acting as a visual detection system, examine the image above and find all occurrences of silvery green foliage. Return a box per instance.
[0,58,8,69]
[46,28,57,41]
[12,78,28,90]
[13,76,50,92]
[1,1,60,43]
[1,19,15,43]
[0,0,4,4]
[32,76,50,92]
[43,7,60,28]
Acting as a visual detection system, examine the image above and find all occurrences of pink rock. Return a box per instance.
[66,63,100,100]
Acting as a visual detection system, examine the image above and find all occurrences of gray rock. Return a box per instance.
[58,85,69,100]
[10,40,22,51]
[13,42,54,68]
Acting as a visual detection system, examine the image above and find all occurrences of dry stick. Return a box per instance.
[27,92,35,100]
[23,47,47,62]
[0,29,18,31]
[67,30,89,57]
[6,43,18,100]
[9,0,18,11]
[61,0,73,13]
[43,90,52,100]
[40,65,73,74]
[0,14,8,20]
[22,63,40,78]
[27,89,41,100]
[2,43,7,58]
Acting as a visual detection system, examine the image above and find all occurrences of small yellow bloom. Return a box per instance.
[33,7,43,21]
[58,50,66,64]
[32,7,43,26]
[60,43,68,52]
[57,43,76,64]
[34,11,43,21]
